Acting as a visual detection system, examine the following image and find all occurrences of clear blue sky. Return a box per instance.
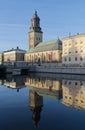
[0,0,85,51]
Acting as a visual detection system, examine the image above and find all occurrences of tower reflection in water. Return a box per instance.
[25,76,62,127]
[29,90,43,127]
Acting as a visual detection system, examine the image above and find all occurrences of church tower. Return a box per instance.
[29,10,43,49]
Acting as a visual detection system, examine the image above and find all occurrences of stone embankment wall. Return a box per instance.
[29,66,85,75]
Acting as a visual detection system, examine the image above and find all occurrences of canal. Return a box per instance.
[0,73,85,130]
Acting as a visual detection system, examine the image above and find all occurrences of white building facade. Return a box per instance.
[62,33,85,67]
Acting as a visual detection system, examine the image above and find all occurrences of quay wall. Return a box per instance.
[1,62,85,75]
[29,66,85,75]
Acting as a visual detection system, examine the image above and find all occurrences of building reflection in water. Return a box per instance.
[62,80,85,110]
[1,74,85,127]
[0,79,3,85]
[1,74,85,111]
[29,89,43,127]
[1,75,26,92]
[25,77,62,100]
[25,76,62,127]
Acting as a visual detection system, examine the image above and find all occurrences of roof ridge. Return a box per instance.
[36,39,59,47]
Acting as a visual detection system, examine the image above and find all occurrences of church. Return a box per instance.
[25,11,62,63]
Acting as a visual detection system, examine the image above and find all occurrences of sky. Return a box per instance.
[0,0,85,51]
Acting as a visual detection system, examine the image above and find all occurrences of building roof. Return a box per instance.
[27,39,62,53]
[28,86,61,100]
[62,33,85,40]
[3,47,26,53]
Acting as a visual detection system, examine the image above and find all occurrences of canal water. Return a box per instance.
[0,73,85,130]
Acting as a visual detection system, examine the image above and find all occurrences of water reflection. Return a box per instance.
[29,90,43,127]
[1,74,85,129]
[25,74,85,110]
[62,80,85,110]
[1,74,85,111]
[0,75,26,92]
[25,76,62,100]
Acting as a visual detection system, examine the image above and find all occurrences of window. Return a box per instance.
[65,96,67,99]
[75,82,77,85]
[75,57,77,61]
[75,51,78,53]
[80,49,83,52]
[69,57,71,61]
[69,42,71,46]
[36,37,38,40]
[81,100,84,103]
[65,81,67,85]
[64,58,67,61]
[75,99,78,102]
[69,81,71,85]
[80,57,83,61]
[80,82,83,86]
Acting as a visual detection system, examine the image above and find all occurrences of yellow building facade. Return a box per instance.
[3,47,26,63]
[62,33,85,67]
[0,53,3,64]
[25,77,62,99]
[25,39,62,63]
[25,77,62,91]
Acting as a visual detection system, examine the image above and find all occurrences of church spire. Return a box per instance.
[30,10,42,32]
[34,10,38,17]
[29,11,43,49]
[35,10,37,14]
